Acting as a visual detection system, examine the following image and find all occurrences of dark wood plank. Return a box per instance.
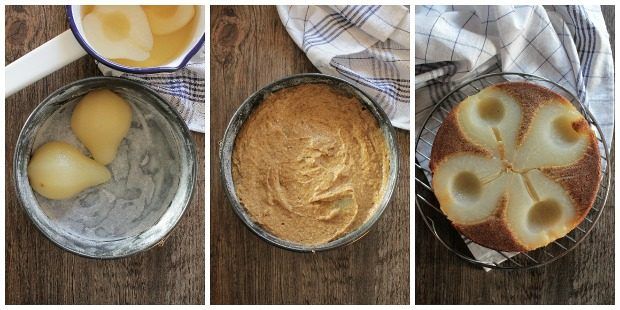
[415,7,615,305]
[601,6,614,60]
[210,6,410,305]
[5,5,205,304]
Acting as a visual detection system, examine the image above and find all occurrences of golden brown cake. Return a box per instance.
[232,83,390,246]
[430,82,601,252]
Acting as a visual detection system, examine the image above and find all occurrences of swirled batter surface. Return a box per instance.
[232,83,389,245]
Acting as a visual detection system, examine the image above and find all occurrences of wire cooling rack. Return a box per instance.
[415,72,611,270]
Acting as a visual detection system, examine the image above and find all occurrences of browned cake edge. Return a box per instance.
[429,106,492,172]
[540,134,602,226]
[453,196,529,252]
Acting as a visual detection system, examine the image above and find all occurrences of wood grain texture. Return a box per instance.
[415,6,615,305]
[210,6,410,305]
[601,6,614,60]
[5,6,205,304]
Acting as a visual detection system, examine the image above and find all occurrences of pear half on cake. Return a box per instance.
[430,82,601,252]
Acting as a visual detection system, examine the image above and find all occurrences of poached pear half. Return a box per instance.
[28,141,111,200]
[71,89,133,165]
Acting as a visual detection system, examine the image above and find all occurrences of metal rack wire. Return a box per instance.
[415,72,611,270]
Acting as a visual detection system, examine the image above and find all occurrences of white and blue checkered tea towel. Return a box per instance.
[415,5,614,270]
[277,5,411,130]
[98,45,205,133]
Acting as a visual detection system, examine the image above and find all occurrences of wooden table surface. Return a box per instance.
[5,6,205,304]
[415,6,615,305]
[210,6,410,305]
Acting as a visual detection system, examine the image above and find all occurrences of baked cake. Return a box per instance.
[430,82,601,252]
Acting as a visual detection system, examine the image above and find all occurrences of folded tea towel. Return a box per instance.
[98,45,205,133]
[277,5,411,130]
[415,5,614,270]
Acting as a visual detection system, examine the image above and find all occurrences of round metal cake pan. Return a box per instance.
[220,73,400,252]
[14,77,197,259]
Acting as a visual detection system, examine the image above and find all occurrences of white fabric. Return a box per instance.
[415,5,614,270]
[98,46,205,133]
[278,5,411,129]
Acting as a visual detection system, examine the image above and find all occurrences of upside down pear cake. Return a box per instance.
[430,82,601,252]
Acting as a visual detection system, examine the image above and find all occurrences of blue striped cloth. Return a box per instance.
[415,5,614,269]
[98,45,205,133]
[277,5,410,130]
[416,5,613,140]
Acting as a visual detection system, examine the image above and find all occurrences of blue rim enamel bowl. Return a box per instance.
[66,5,205,74]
